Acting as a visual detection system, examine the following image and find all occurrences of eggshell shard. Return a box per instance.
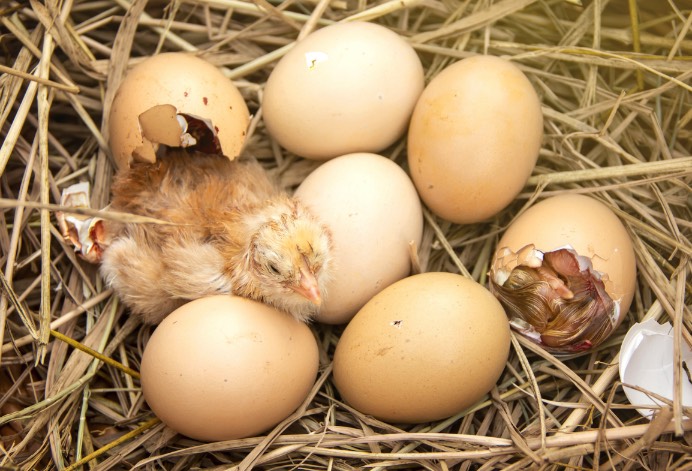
[140,296,319,442]
[263,21,425,160]
[619,319,692,419]
[56,182,109,264]
[333,272,510,423]
[294,153,423,324]
[489,194,637,353]
[407,55,543,224]
[108,53,250,170]
[137,104,182,148]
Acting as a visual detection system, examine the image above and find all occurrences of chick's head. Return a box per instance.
[247,198,333,322]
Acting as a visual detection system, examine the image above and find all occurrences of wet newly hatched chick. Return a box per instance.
[99,149,333,324]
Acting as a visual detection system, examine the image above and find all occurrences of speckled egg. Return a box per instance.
[108,53,250,169]
[333,272,510,423]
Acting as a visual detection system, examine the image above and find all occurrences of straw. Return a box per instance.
[0,0,689,469]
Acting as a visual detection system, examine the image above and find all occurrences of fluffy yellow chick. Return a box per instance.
[99,149,333,324]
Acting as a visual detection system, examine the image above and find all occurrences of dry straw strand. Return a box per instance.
[0,0,690,469]
[49,329,141,380]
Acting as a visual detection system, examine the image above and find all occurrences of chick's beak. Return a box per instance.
[292,265,322,306]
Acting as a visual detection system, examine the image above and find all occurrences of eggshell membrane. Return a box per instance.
[108,53,250,170]
[263,21,424,160]
[408,55,543,224]
[332,272,510,423]
[496,194,636,321]
[294,153,423,324]
[140,296,318,442]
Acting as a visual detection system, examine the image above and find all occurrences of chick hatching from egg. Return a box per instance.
[96,148,333,324]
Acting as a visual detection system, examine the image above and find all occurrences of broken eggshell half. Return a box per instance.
[107,52,250,170]
[619,318,692,419]
[488,194,636,354]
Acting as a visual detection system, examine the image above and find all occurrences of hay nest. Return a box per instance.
[1,0,690,469]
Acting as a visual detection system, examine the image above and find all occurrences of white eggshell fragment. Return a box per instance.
[263,22,424,160]
[619,318,692,419]
[295,153,423,324]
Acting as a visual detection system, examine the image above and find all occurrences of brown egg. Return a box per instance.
[332,272,510,423]
[108,53,250,170]
[140,296,318,441]
[489,194,637,353]
[408,55,543,223]
[263,22,424,160]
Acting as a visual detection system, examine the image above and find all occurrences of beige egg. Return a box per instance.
[489,194,637,353]
[263,22,424,160]
[140,296,318,441]
[108,53,250,170]
[333,272,510,423]
[294,153,423,324]
[408,55,543,224]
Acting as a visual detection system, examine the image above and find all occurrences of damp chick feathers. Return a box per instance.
[100,149,332,324]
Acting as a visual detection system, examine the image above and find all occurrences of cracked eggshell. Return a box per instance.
[332,272,510,423]
[619,318,692,419]
[294,153,423,325]
[140,295,318,442]
[408,55,543,224]
[495,194,636,320]
[108,53,250,170]
[263,21,424,160]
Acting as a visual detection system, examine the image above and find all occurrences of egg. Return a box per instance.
[262,22,424,160]
[332,272,510,423]
[407,55,543,224]
[294,153,423,324]
[140,296,318,441]
[488,194,637,353]
[108,53,250,170]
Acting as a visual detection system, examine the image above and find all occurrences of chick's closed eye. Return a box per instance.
[239,200,333,322]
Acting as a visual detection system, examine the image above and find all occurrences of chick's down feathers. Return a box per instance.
[100,150,333,324]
